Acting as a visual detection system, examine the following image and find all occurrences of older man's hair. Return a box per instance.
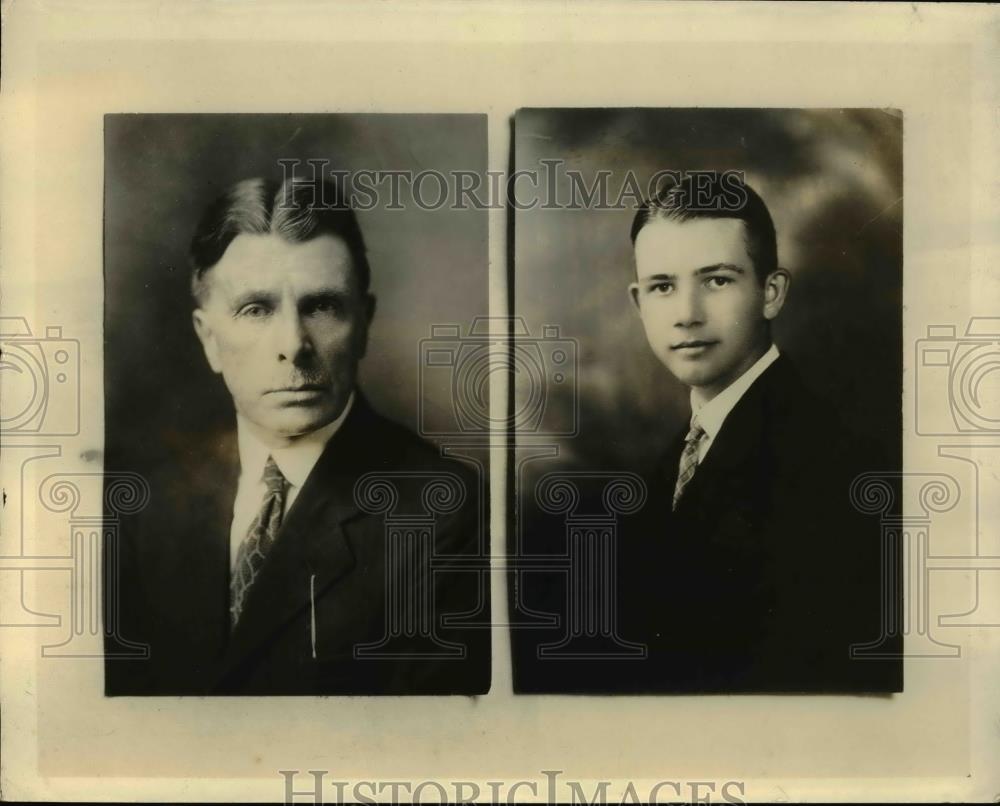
[189,176,371,303]
[630,173,777,284]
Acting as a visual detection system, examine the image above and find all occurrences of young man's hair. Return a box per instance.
[630,173,777,283]
[188,175,371,303]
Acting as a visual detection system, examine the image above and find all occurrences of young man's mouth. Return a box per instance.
[670,339,718,353]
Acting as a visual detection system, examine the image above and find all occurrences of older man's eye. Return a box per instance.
[650,282,673,295]
[237,303,270,318]
[706,276,733,289]
[303,296,342,316]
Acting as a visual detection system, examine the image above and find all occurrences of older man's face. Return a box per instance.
[192,233,373,446]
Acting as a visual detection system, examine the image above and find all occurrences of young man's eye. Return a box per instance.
[706,276,733,289]
[650,282,674,295]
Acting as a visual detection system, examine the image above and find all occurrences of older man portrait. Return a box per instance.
[105,173,489,696]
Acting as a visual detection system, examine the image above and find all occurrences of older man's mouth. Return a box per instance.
[267,384,328,403]
[269,383,327,393]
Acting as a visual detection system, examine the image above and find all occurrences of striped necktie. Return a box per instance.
[672,418,706,511]
[230,456,288,626]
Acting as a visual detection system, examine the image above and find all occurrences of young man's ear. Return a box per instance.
[627,282,642,312]
[762,268,791,321]
[192,308,223,374]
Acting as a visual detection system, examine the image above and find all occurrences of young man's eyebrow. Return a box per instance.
[694,263,745,275]
[640,264,745,284]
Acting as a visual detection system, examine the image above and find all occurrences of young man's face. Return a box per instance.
[192,232,374,447]
[629,217,787,402]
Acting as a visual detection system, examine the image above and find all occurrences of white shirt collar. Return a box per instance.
[235,391,355,489]
[690,344,780,441]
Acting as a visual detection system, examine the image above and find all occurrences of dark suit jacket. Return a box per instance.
[629,354,902,692]
[105,395,490,695]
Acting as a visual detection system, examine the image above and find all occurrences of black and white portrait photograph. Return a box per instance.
[510,107,904,694]
[102,114,491,695]
[4,3,998,802]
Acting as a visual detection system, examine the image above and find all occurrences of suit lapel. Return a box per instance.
[213,397,378,686]
[668,356,786,527]
[164,427,239,661]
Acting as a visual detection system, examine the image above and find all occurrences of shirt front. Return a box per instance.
[229,391,355,570]
[689,343,780,464]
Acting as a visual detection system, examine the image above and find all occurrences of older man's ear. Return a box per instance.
[192,309,223,374]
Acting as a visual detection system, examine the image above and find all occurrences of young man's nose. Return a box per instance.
[673,283,705,328]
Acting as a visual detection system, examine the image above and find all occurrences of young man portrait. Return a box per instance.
[625,173,901,692]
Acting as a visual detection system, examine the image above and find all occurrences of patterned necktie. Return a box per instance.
[230,456,289,626]
[672,418,706,511]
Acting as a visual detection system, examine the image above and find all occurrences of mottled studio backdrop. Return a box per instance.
[509,108,903,684]
[104,114,487,468]
[514,108,902,476]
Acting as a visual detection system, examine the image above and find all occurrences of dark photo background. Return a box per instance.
[511,108,903,689]
[104,114,488,472]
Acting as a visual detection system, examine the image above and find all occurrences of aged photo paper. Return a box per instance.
[1,1,998,802]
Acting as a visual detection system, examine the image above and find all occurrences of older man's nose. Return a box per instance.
[274,309,312,362]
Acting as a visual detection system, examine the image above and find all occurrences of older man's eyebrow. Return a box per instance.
[229,290,279,310]
[298,289,350,309]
